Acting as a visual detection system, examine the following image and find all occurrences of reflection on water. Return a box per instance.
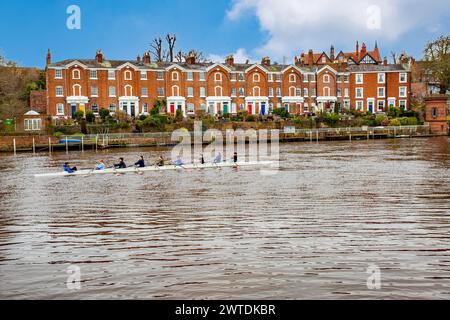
[0,137,449,299]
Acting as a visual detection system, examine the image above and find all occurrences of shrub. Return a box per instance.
[389,119,401,127]
[175,109,184,122]
[246,115,256,122]
[85,110,95,123]
[375,114,387,126]
[73,110,85,121]
[99,108,110,121]
[273,108,288,118]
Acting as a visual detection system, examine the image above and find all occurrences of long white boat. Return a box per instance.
[34,161,276,178]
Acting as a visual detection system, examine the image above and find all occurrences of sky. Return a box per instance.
[0,0,449,68]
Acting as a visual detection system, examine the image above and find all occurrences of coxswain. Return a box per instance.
[135,155,145,168]
[63,162,77,173]
[114,157,127,169]
[174,156,184,167]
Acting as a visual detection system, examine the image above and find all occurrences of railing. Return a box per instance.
[60,125,431,140]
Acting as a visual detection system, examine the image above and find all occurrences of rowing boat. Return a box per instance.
[34,161,276,178]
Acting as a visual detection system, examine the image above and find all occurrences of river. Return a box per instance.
[0,137,449,299]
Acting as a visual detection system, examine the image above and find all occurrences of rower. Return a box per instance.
[174,156,184,167]
[233,152,238,163]
[200,154,205,165]
[213,152,222,164]
[135,156,145,168]
[156,156,165,167]
[64,162,77,173]
[114,157,127,169]
[96,160,106,171]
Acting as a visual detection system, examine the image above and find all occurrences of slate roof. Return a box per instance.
[346,64,408,72]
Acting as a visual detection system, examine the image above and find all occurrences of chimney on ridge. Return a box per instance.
[225,55,234,66]
[95,49,104,64]
[330,45,335,61]
[46,49,51,65]
[142,52,151,64]
[308,49,314,67]
[261,56,271,67]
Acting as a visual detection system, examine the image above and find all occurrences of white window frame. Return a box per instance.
[253,73,260,83]
[356,87,364,99]
[91,86,98,97]
[289,74,296,83]
[24,119,41,131]
[276,87,281,97]
[108,70,115,80]
[215,72,222,82]
[399,86,407,98]
[157,71,164,80]
[337,88,342,97]
[378,73,385,84]
[187,72,194,81]
[199,72,206,81]
[109,86,116,97]
[378,87,385,98]
[55,69,63,79]
[56,86,64,97]
[72,69,80,80]
[157,87,164,97]
[356,100,363,111]
[323,74,330,83]
[399,73,407,83]
[90,70,97,79]
[124,70,133,81]
[231,88,237,97]
[399,100,407,109]
[356,73,363,84]
[142,87,148,97]
[344,88,349,98]
[268,74,273,82]
[269,87,274,97]
[56,103,64,115]
[388,98,396,108]
[72,84,81,96]
[172,71,179,81]
[187,87,194,97]
[200,87,206,97]
[303,88,309,97]
[377,100,385,111]
[140,71,147,80]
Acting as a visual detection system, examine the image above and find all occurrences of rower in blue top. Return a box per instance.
[96,160,106,171]
[174,156,184,167]
[64,162,77,173]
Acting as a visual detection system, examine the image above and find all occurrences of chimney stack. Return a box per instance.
[355,41,359,60]
[330,45,335,61]
[261,56,271,67]
[95,49,104,64]
[137,54,141,63]
[142,52,151,64]
[225,55,234,66]
[308,49,314,67]
[186,51,196,65]
[361,42,367,56]
[46,49,51,65]
[383,57,388,66]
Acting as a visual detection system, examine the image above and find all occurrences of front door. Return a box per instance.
[248,104,253,115]
[130,102,136,117]
[261,103,266,115]
[368,101,374,113]
[223,103,229,115]
[71,105,77,118]
[170,103,175,114]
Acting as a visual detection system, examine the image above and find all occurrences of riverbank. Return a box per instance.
[0,125,447,153]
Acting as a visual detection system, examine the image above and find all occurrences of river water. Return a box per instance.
[0,137,449,299]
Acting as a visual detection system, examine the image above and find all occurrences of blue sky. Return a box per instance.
[0,0,449,67]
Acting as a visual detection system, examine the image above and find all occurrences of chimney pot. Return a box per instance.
[95,49,104,63]
[46,48,51,65]
[225,55,234,66]
[261,56,271,67]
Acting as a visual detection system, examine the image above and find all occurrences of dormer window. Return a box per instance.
[322,56,326,63]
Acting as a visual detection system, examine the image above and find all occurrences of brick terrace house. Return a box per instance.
[45,42,411,119]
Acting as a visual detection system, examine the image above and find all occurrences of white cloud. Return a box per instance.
[207,48,256,64]
[227,0,449,59]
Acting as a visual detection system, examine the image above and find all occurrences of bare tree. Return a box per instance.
[150,37,163,62]
[166,34,177,62]
[423,35,450,94]
[390,51,399,64]
[175,50,185,63]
